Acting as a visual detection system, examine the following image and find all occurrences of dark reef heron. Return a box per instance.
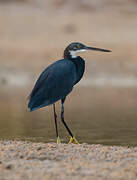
[28,42,111,144]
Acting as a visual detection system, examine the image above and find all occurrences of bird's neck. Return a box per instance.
[64,49,77,59]
[70,56,85,85]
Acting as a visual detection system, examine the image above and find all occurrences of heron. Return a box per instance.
[28,42,111,144]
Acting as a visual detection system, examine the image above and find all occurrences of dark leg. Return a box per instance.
[53,103,60,143]
[61,98,79,144]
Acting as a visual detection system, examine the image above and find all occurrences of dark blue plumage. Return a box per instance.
[28,42,111,143]
[28,57,85,111]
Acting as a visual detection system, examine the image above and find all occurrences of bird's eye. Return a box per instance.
[77,45,81,49]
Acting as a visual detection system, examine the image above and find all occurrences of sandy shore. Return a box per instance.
[0,141,137,180]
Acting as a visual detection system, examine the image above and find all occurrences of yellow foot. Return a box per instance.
[57,136,61,144]
[69,137,79,144]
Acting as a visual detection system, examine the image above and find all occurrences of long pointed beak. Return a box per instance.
[85,46,111,52]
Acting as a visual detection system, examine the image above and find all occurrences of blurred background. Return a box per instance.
[0,0,137,145]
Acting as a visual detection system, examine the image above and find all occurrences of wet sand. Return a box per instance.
[0,141,137,180]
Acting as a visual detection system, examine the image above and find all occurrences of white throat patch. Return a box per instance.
[69,49,87,58]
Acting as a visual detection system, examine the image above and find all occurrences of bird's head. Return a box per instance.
[64,42,111,59]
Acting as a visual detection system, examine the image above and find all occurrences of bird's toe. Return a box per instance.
[69,136,79,144]
[57,136,61,144]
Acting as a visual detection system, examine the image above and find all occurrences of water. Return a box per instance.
[0,86,137,146]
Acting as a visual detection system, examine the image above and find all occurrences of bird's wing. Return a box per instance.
[28,60,76,111]
[28,66,50,100]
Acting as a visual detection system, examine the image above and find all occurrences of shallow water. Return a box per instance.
[0,86,137,146]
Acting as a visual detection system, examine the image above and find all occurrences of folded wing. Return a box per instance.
[28,59,76,111]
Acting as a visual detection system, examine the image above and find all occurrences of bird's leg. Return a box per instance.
[61,98,79,144]
[53,104,60,144]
